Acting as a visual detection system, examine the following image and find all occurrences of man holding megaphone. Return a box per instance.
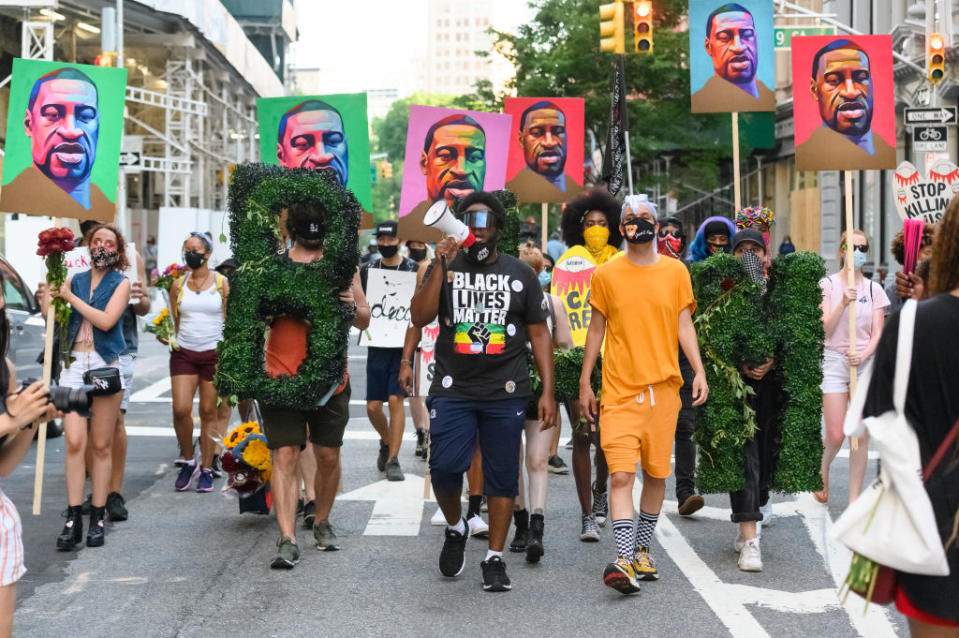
[411,191,556,593]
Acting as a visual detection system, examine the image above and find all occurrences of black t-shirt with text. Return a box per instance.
[430,252,549,400]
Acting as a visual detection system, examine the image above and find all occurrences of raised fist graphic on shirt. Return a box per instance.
[467,323,492,353]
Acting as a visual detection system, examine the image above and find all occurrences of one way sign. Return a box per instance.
[118,151,141,169]
[904,106,957,125]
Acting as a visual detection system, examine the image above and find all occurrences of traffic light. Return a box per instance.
[378,161,393,180]
[599,2,625,55]
[94,52,116,67]
[633,1,653,54]
[928,32,946,85]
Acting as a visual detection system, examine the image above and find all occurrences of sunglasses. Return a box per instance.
[842,243,869,253]
[462,209,494,229]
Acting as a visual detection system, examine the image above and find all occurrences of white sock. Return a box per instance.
[485,549,503,561]
[448,518,466,535]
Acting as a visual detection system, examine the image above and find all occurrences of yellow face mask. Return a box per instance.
[583,225,610,252]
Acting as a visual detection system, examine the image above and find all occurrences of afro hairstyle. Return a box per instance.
[561,189,623,248]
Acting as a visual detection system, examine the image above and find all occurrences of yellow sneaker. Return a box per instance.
[603,556,641,594]
[633,547,659,581]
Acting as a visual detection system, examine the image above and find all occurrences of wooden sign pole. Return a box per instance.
[33,218,63,515]
[732,112,742,212]
[541,202,548,251]
[844,171,859,451]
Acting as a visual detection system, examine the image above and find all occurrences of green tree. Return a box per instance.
[492,0,749,201]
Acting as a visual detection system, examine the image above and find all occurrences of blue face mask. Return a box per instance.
[538,270,552,288]
[853,250,867,271]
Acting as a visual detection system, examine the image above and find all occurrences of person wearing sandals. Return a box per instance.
[863,200,959,635]
[168,232,229,493]
[816,230,888,505]
[48,224,130,550]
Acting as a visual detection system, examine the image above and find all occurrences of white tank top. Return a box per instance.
[177,277,223,352]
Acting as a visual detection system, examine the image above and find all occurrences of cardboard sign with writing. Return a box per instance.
[417,319,440,397]
[550,245,597,347]
[360,269,417,348]
[893,160,958,223]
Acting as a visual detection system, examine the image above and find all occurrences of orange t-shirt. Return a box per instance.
[265,317,348,393]
[588,255,695,404]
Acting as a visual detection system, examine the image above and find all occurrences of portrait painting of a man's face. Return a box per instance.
[276,100,349,185]
[705,6,758,88]
[503,97,584,203]
[688,0,775,113]
[791,34,895,171]
[25,69,100,199]
[0,59,126,221]
[397,105,510,239]
[257,93,371,212]
[519,103,566,179]
[810,42,874,138]
[419,115,486,208]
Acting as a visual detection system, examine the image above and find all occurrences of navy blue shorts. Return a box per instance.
[427,396,526,498]
[366,347,404,401]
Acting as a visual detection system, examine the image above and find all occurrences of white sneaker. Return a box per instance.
[734,526,762,552]
[467,514,490,538]
[738,538,763,572]
[760,503,773,526]
[431,507,446,526]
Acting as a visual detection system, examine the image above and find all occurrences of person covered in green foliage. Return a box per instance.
[726,229,784,573]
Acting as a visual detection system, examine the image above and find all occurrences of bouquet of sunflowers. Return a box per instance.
[221,421,272,514]
[145,307,179,351]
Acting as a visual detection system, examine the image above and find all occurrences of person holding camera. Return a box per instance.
[47,224,130,550]
[0,278,59,638]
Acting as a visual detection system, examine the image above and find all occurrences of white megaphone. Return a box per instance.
[423,200,475,247]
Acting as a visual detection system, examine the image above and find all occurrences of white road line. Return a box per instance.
[125,421,422,439]
[795,493,899,637]
[341,474,434,536]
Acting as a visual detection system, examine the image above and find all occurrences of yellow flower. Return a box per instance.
[241,438,271,471]
[152,315,162,326]
[261,467,272,483]
[223,424,249,448]
[239,421,261,436]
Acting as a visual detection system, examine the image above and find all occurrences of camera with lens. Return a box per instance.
[21,367,122,418]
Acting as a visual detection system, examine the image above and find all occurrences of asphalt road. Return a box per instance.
[6,337,908,637]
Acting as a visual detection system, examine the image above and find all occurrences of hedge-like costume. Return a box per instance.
[214,164,360,409]
[691,251,825,494]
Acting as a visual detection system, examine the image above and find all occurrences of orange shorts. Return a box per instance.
[600,381,681,478]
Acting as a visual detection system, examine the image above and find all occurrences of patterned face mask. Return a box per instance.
[738,249,767,295]
[91,247,118,269]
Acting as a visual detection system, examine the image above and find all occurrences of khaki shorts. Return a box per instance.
[600,380,681,478]
[260,382,351,450]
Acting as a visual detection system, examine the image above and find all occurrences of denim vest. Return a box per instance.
[66,270,126,363]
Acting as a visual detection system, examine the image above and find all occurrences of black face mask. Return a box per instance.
[464,238,496,264]
[183,250,206,269]
[409,248,427,262]
[622,218,656,244]
[378,244,398,259]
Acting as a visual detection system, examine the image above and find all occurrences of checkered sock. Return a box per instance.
[612,518,635,558]
[634,510,659,552]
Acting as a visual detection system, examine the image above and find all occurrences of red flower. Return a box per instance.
[36,227,75,257]
[720,277,735,291]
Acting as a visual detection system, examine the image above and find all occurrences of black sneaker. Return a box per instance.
[481,556,512,592]
[271,537,300,569]
[105,492,128,522]
[547,455,569,475]
[415,430,426,457]
[211,454,224,479]
[385,457,405,481]
[377,441,389,472]
[302,500,316,530]
[438,518,470,577]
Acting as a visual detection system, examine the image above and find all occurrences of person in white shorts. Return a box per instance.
[816,229,889,505]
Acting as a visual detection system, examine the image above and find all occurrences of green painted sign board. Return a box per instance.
[774,26,837,48]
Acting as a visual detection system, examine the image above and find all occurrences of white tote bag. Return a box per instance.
[832,300,950,576]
